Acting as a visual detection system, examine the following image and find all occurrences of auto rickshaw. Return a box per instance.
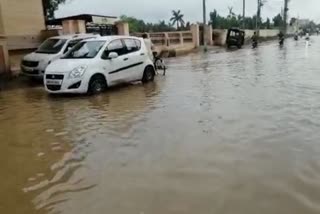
[226,28,245,49]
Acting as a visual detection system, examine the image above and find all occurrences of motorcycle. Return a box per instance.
[153,51,167,76]
[279,38,284,46]
[252,40,258,48]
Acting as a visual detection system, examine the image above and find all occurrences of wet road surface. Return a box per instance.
[1,37,320,214]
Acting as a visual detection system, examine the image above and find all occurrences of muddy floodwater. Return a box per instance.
[2,38,320,214]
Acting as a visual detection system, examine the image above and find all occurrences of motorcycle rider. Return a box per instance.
[142,33,155,62]
[305,32,310,40]
[251,31,258,48]
[278,31,285,45]
[294,32,299,41]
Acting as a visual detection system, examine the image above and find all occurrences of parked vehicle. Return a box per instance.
[44,36,155,95]
[21,34,98,79]
[226,28,245,49]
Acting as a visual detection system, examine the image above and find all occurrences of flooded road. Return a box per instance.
[2,37,320,214]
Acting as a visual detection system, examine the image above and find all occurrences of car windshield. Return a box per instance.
[62,41,105,59]
[36,39,67,54]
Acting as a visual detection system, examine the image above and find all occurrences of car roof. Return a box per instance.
[50,34,100,40]
[85,35,142,42]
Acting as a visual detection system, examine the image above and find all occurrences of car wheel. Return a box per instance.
[154,58,163,70]
[142,66,155,83]
[88,74,107,95]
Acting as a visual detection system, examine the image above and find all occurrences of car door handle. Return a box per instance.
[140,53,145,56]
[124,58,129,61]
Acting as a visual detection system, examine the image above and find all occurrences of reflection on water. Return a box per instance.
[2,38,320,214]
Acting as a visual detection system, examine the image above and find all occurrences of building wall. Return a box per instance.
[0,0,45,36]
[0,0,45,74]
[0,2,4,34]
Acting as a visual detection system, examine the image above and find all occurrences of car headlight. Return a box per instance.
[69,66,87,79]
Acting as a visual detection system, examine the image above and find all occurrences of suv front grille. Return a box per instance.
[23,69,39,75]
[46,74,64,80]
[22,60,39,67]
[47,85,61,91]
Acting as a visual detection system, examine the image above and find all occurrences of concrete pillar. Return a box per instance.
[116,22,129,35]
[62,20,72,34]
[76,20,86,34]
[191,24,200,47]
[179,32,184,45]
[205,25,213,45]
[62,20,86,34]
[164,33,170,46]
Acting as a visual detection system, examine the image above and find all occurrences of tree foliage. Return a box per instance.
[289,17,297,26]
[209,9,288,30]
[120,15,175,33]
[272,14,283,27]
[210,9,261,29]
[42,0,67,19]
[170,10,185,29]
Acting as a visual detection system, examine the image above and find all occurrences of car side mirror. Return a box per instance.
[108,52,118,59]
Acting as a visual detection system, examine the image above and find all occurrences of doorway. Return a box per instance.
[0,46,5,74]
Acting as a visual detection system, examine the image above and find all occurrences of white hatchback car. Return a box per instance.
[21,34,98,79]
[44,36,155,94]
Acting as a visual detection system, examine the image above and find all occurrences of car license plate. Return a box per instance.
[22,67,34,73]
[46,80,62,85]
[24,67,33,72]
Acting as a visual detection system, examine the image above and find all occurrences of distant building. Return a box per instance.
[291,19,311,29]
[297,19,311,27]
[46,14,119,36]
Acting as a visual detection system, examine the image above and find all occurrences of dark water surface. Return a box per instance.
[1,38,320,214]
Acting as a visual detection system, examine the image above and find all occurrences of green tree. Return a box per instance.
[263,18,271,29]
[227,7,235,19]
[42,0,67,19]
[120,15,174,33]
[209,10,219,28]
[289,17,297,26]
[170,10,185,30]
[273,14,283,27]
[185,22,191,30]
[120,15,146,33]
[209,9,241,29]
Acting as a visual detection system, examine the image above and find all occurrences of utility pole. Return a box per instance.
[283,0,289,35]
[243,0,246,29]
[256,0,261,35]
[203,0,207,52]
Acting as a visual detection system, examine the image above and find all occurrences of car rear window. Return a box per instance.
[124,39,141,53]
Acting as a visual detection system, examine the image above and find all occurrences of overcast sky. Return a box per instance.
[56,0,320,23]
